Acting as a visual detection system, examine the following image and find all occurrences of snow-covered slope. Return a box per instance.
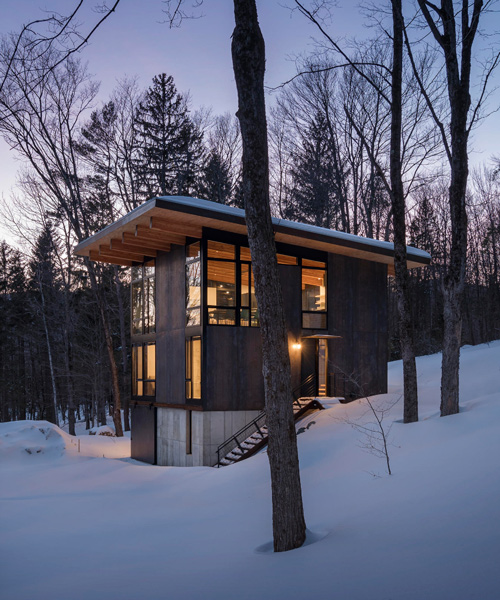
[1,341,499,600]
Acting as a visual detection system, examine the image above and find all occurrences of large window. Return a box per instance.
[302,259,327,329]
[132,261,155,335]
[240,260,258,327]
[185,336,201,400]
[206,241,238,325]
[186,242,201,326]
[132,342,156,397]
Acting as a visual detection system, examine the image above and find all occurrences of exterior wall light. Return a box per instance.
[292,342,302,350]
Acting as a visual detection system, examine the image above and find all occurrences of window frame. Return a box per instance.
[131,260,156,337]
[132,342,156,398]
[301,258,328,330]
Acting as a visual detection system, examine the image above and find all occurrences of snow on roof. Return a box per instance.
[155,195,431,262]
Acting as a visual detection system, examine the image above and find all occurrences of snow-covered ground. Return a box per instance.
[1,341,499,600]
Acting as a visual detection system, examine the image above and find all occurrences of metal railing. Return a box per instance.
[215,370,349,467]
[216,410,267,467]
[292,373,317,405]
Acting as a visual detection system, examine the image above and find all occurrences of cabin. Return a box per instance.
[75,195,430,467]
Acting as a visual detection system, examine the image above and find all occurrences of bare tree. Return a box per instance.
[0,44,124,436]
[408,0,500,416]
[231,0,306,552]
[0,1,121,97]
[293,1,441,423]
[162,0,307,552]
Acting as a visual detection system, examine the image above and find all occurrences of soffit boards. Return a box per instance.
[74,197,431,275]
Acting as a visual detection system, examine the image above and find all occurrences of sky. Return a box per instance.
[1,0,499,247]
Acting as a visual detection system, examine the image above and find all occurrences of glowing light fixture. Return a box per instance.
[292,342,302,350]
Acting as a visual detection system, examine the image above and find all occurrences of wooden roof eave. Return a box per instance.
[74,196,431,271]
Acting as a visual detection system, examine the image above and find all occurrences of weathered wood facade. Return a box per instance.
[75,196,430,466]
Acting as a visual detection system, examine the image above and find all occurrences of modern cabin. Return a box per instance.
[75,195,430,466]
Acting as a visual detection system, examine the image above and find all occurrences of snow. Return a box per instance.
[79,194,430,262]
[1,341,499,600]
[155,195,431,261]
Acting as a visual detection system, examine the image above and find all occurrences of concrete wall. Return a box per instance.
[156,408,261,467]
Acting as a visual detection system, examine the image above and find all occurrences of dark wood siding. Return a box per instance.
[156,246,187,406]
[279,264,302,392]
[203,326,264,411]
[328,254,388,399]
[131,404,156,464]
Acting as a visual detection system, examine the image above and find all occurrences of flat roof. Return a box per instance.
[74,195,431,274]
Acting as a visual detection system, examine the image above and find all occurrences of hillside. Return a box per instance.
[1,341,499,600]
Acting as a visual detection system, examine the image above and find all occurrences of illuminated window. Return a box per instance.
[240,262,259,327]
[186,337,201,400]
[302,260,327,329]
[132,342,156,397]
[207,243,237,325]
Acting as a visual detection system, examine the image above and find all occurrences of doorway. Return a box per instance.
[317,338,328,397]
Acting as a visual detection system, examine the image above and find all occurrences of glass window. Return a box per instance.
[144,343,156,396]
[132,343,155,397]
[207,260,236,325]
[240,246,252,261]
[302,268,327,311]
[277,253,298,265]
[145,276,155,334]
[302,312,327,329]
[132,345,143,396]
[132,281,143,335]
[186,242,201,326]
[131,262,155,335]
[186,337,201,400]
[302,264,327,329]
[240,263,259,326]
[207,241,235,260]
[303,258,326,268]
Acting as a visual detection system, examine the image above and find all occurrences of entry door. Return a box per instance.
[317,339,328,397]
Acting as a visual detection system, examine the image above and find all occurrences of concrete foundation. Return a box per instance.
[156,408,261,466]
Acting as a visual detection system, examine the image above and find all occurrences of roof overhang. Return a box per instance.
[74,196,431,274]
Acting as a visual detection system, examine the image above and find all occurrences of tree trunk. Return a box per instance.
[415,0,484,416]
[114,267,130,431]
[37,274,59,427]
[232,0,306,552]
[85,259,124,436]
[390,0,418,423]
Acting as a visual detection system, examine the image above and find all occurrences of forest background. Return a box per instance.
[0,0,499,435]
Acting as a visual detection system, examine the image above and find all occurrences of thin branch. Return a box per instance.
[403,22,452,163]
[293,0,392,105]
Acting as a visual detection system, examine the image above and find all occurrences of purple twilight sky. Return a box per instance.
[1,0,498,247]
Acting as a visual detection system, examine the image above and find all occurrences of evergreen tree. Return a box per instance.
[201,150,233,204]
[285,113,344,229]
[134,73,203,197]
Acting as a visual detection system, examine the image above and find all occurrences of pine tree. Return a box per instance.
[134,73,203,197]
[201,151,233,204]
[286,113,339,228]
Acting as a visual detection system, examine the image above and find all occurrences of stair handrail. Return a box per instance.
[292,372,317,405]
[216,410,267,467]
[216,372,320,467]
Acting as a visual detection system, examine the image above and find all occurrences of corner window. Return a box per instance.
[132,342,156,397]
[186,242,201,326]
[131,261,155,335]
[302,259,327,329]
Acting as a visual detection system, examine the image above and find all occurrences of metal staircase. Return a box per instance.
[214,374,325,467]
